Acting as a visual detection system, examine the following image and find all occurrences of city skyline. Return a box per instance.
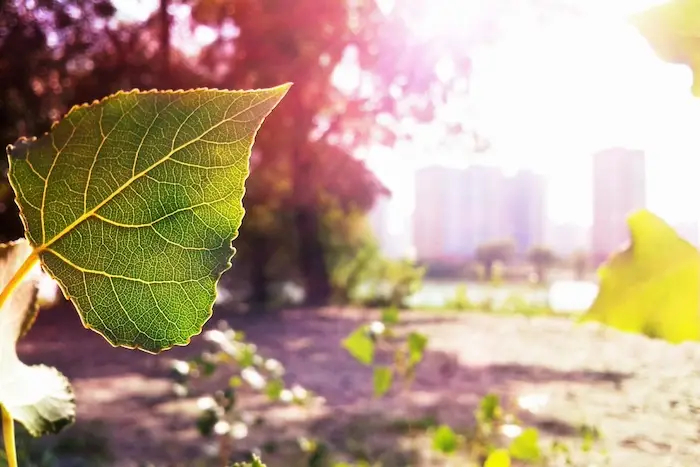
[369,146,699,259]
[412,164,547,261]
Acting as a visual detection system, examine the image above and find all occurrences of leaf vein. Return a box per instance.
[45,248,206,285]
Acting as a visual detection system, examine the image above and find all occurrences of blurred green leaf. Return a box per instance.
[232,454,266,467]
[372,366,393,397]
[0,240,75,436]
[484,449,511,467]
[631,0,700,96]
[508,427,541,462]
[265,379,284,400]
[476,394,502,425]
[380,306,400,324]
[432,425,458,454]
[581,210,700,343]
[407,332,428,365]
[342,327,375,365]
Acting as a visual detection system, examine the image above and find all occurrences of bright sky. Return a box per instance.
[366,0,700,227]
[115,0,700,227]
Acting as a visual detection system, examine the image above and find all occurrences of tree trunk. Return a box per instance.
[483,261,493,282]
[294,208,331,306]
[248,235,270,307]
[159,0,171,78]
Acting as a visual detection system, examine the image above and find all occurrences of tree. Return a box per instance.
[475,240,515,282]
[527,245,558,284]
[570,250,589,281]
[187,0,479,305]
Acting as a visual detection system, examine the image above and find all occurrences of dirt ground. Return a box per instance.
[17,304,700,466]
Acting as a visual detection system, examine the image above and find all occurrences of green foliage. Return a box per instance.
[484,449,511,467]
[0,240,75,436]
[582,210,700,343]
[407,332,428,365]
[0,422,112,467]
[170,320,312,458]
[342,309,429,397]
[475,241,515,282]
[324,211,424,309]
[342,327,375,366]
[431,425,459,455]
[232,454,266,467]
[632,0,700,96]
[6,85,290,353]
[445,284,477,311]
[372,366,393,397]
[380,306,400,325]
[526,245,558,284]
[508,428,541,462]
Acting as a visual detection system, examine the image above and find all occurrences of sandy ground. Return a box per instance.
[17,304,700,466]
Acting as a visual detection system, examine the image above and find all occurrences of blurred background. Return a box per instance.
[2,0,700,466]
[1,0,699,313]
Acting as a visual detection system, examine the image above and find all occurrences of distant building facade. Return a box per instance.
[413,166,454,261]
[591,147,646,262]
[413,164,546,262]
[507,170,547,255]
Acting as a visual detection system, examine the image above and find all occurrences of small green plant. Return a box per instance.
[429,393,606,467]
[342,307,428,397]
[444,284,476,311]
[232,454,266,467]
[170,320,313,464]
[0,85,290,465]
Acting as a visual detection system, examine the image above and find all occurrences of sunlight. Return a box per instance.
[406,0,487,41]
[367,0,700,226]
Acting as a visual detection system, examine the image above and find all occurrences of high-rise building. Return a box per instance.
[459,165,513,256]
[414,166,454,261]
[591,147,646,262]
[507,170,547,255]
[412,164,545,261]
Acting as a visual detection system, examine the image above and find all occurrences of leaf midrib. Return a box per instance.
[35,92,277,255]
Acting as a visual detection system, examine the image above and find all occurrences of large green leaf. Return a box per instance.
[581,210,700,343]
[0,239,75,435]
[631,0,700,96]
[7,85,290,353]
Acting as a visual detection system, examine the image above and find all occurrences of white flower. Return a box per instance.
[264,358,284,376]
[213,421,230,436]
[500,424,523,438]
[197,396,217,411]
[171,360,190,375]
[230,421,248,440]
[369,321,386,335]
[241,367,266,389]
[203,329,227,344]
[36,273,59,306]
[279,389,294,403]
[172,383,188,397]
[291,384,308,401]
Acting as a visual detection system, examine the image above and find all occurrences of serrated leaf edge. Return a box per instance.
[5,84,292,354]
